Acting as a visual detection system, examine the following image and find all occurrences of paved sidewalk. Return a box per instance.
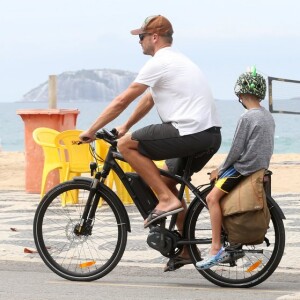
[0,190,299,274]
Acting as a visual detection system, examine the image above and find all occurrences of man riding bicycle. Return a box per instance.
[79,15,222,270]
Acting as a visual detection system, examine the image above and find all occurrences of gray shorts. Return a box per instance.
[132,123,222,176]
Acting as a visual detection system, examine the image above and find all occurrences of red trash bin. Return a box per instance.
[17,109,80,194]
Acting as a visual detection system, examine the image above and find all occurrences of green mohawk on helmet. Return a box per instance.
[234,66,266,100]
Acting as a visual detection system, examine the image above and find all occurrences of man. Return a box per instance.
[80,15,222,269]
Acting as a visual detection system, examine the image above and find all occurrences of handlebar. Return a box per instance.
[95,128,118,145]
[76,128,118,146]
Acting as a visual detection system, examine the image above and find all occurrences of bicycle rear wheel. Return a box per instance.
[33,180,128,281]
[185,189,285,288]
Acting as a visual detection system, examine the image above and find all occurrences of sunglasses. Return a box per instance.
[139,33,151,41]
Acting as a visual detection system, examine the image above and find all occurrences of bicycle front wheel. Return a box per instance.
[33,180,128,281]
[185,191,285,288]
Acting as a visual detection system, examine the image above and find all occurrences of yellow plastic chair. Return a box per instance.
[55,130,95,205]
[55,130,94,180]
[32,127,66,198]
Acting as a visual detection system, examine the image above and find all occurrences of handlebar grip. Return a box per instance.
[95,131,106,139]
[81,136,90,142]
[111,128,119,136]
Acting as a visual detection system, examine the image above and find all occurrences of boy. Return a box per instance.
[196,68,275,269]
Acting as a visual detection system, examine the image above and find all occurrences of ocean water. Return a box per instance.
[0,100,299,153]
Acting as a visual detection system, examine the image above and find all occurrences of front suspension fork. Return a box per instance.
[75,178,101,235]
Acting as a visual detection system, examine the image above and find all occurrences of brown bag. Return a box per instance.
[220,169,271,245]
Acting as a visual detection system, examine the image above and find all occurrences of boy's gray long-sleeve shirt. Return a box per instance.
[219,107,275,176]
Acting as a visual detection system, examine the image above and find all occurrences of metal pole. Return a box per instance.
[48,75,57,109]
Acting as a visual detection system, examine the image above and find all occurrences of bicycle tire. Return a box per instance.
[33,180,128,281]
[185,188,285,288]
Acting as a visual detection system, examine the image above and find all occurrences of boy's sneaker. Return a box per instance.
[196,247,230,270]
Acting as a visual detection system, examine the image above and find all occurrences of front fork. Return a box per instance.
[74,156,114,236]
[74,178,102,236]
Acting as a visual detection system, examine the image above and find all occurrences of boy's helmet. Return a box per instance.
[234,70,266,100]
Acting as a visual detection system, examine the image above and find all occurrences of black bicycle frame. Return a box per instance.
[89,143,208,228]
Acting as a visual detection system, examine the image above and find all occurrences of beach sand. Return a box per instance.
[0,151,299,194]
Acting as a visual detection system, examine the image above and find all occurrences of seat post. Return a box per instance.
[183,156,194,179]
[178,156,193,199]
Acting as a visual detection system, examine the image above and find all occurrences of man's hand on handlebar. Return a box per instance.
[115,124,129,138]
[79,130,96,143]
[79,128,119,143]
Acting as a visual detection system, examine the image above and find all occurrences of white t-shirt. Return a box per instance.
[134,47,221,135]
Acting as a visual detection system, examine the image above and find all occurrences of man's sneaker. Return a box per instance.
[196,247,230,270]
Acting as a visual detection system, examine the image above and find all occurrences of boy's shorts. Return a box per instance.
[131,123,221,176]
[215,166,245,193]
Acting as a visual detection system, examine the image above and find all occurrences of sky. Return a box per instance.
[1,0,300,102]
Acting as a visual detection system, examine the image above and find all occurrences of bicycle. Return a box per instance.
[33,128,286,288]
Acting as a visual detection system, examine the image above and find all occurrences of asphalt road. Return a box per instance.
[0,261,299,300]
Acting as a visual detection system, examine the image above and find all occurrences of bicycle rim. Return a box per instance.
[186,197,285,288]
[33,181,128,281]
